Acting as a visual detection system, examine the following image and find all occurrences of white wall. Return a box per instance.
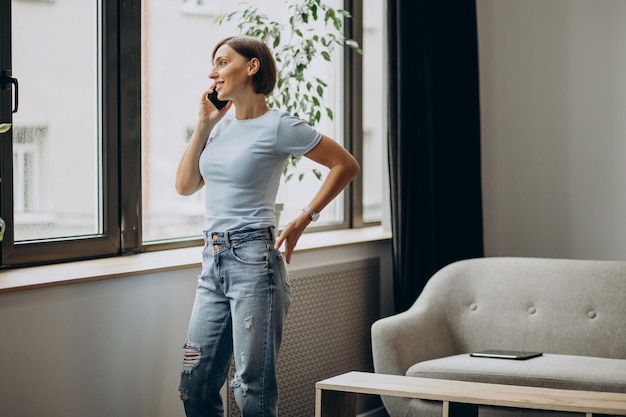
[0,240,393,417]
[0,269,194,417]
[478,0,626,261]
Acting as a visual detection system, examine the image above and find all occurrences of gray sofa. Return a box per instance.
[371,257,626,417]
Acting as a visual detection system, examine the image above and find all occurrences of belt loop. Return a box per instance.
[268,226,275,241]
[224,231,231,247]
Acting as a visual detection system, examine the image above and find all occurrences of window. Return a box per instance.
[0,0,386,268]
[141,0,349,243]
[1,0,117,266]
[361,0,387,224]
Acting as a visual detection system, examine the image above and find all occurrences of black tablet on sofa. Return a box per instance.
[470,349,543,360]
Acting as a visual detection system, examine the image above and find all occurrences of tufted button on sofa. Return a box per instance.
[371,257,626,417]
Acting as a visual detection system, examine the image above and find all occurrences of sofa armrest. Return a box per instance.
[371,303,457,377]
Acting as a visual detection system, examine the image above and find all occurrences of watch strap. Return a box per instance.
[302,206,320,222]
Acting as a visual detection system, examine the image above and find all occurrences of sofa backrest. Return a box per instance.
[419,257,626,359]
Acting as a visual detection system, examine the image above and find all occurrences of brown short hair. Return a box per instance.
[212,36,277,96]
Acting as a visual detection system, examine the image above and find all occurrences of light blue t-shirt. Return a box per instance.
[199,108,323,232]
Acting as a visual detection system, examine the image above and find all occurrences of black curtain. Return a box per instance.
[387,0,484,313]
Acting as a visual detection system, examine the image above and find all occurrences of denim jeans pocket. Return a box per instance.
[231,239,269,265]
[274,249,291,293]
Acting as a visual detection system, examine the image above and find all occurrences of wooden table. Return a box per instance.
[315,371,626,417]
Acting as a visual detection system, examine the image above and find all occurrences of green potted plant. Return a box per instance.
[0,122,9,241]
[216,0,362,182]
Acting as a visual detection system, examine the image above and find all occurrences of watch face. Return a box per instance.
[304,206,320,221]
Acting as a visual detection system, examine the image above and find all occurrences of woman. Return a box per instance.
[175,36,359,417]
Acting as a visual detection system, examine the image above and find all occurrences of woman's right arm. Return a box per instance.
[175,119,212,196]
[175,90,231,196]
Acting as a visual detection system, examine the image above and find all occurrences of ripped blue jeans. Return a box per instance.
[179,227,290,417]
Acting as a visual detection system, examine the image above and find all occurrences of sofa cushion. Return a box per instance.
[406,353,626,393]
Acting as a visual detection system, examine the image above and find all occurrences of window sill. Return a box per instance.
[0,226,391,294]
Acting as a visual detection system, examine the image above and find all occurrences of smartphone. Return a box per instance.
[207,91,229,110]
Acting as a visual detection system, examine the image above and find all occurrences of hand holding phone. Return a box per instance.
[207,90,229,110]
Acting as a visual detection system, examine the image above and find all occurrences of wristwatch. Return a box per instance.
[302,206,320,222]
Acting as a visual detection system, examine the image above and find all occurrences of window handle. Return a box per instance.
[1,69,18,113]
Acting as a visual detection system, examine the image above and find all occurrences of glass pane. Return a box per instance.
[362,0,386,223]
[12,0,102,241]
[142,0,344,242]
